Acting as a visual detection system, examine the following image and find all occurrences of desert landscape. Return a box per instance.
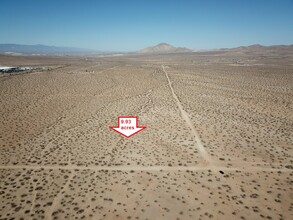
[0,46,292,220]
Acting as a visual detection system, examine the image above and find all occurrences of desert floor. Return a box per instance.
[0,52,292,220]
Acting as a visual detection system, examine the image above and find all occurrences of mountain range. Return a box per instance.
[0,44,98,55]
[0,43,292,55]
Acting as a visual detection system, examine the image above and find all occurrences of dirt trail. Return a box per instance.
[162,65,212,163]
[0,164,291,172]
[45,171,74,219]
[29,170,38,216]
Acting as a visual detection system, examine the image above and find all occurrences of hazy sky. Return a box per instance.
[0,0,292,51]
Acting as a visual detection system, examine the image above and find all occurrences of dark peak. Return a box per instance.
[157,42,173,47]
[139,43,191,54]
[248,44,264,48]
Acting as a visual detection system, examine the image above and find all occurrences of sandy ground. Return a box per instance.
[0,52,292,219]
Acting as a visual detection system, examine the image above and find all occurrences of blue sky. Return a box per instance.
[0,0,292,51]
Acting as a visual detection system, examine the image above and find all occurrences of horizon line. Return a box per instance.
[0,42,292,53]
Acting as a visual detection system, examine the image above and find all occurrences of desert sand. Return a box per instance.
[0,51,292,219]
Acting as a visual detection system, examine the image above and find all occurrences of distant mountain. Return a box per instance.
[229,44,293,53]
[139,43,192,54]
[0,44,100,55]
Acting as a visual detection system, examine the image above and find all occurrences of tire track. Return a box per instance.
[45,171,74,219]
[162,65,212,163]
[0,164,291,172]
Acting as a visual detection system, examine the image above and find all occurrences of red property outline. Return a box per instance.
[109,116,146,138]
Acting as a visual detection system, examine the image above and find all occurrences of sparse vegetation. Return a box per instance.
[0,51,292,219]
